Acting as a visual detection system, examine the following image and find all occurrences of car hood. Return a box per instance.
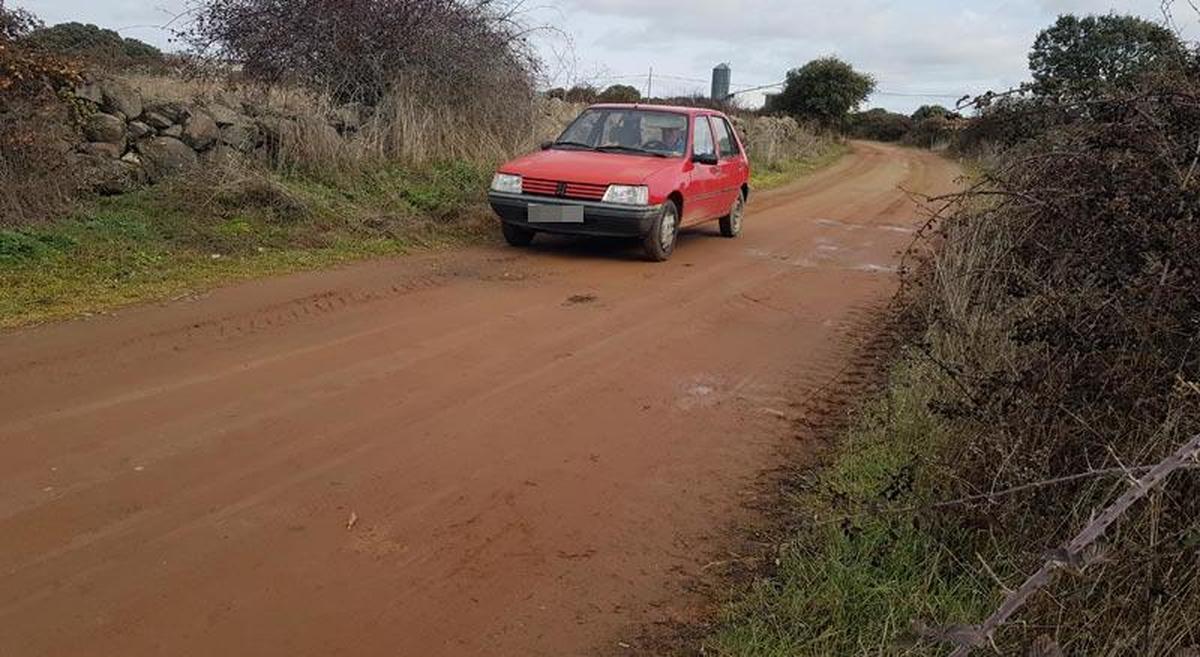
[500,149,682,185]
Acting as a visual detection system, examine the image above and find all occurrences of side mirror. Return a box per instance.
[540,140,554,150]
[693,153,719,166]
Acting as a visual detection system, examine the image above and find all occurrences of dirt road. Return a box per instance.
[0,142,958,657]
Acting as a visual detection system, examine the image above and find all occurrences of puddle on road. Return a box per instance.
[813,218,915,234]
[676,375,725,410]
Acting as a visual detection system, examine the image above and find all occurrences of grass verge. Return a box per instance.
[749,141,850,191]
[0,160,492,328]
[705,356,995,656]
[2,143,851,329]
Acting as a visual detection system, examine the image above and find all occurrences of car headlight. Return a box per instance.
[602,185,649,206]
[490,173,522,194]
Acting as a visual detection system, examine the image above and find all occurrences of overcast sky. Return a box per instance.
[14,0,1197,112]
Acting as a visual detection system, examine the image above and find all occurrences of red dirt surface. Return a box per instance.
[0,142,959,657]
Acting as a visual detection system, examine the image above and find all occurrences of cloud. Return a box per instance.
[531,0,1189,111]
[10,0,1192,112]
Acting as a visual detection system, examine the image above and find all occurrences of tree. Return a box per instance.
[598,84,640,103]
[772,57,875,127]
[22,22,163,64]
[1,1,41,41]
[911,104,952,121]
[1030,14,1187,101]
[849,108,912,142]
[564,84,598,104]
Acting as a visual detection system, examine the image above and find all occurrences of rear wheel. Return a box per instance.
[502,222,535,247]
[719,191,745,238]
[642,199,680,262]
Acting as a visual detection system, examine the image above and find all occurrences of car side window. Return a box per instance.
[693,117,715,158]
[714,118,740,158]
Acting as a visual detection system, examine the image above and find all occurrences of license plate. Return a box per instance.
[528,204,584,223]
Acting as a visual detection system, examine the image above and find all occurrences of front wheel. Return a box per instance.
[502,222,536,247]
[719,191,745,238]
[642,199,680,262]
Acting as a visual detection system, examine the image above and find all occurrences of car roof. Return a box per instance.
[587,103,726,118]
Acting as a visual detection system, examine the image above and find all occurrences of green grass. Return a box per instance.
[749,141,851,191]
[0,160,492,328]
[1,146,853,329]
[706,358,994,657]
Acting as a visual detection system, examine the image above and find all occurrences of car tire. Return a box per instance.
[642,199,680,262]
[719,191,745,238]
[502,222,536,247]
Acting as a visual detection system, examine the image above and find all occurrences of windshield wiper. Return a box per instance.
[595,145,668,158]
[551,140,597,150]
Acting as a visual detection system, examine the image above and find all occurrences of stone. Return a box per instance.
[78,142,124,159]
[220,123,259,150]
[145,101,190,123]
[142,111,174,130]
[127,121,154,141]
[136,137,198,181]
[182,111,220,150]
[161,124,183,138]
[100,79,143,120]
[203,101,245,126]
[70,153,144,195]
[201,144,242,168]
[120,151,143,165]
[254,115,297,155]
[74,80,103,104]
[83,112,126,145]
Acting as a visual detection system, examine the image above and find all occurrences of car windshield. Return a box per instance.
[554,108,689,158]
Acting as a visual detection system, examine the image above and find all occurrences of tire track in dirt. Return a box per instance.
[0,141,960,657]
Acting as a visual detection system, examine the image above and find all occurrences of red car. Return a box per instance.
[488,104,751,261]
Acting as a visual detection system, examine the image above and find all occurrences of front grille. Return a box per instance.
[523,177,607,201]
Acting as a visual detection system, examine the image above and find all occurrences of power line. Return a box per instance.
[568,70,971,103]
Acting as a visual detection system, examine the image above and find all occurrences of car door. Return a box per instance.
[711,115,748,212]
[683,114,721,226]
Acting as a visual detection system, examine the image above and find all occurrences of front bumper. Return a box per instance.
[488,192,661,238]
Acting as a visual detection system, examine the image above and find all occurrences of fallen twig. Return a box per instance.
[920,432,1200,656]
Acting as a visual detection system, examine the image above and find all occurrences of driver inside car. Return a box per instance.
[659,126,686,155]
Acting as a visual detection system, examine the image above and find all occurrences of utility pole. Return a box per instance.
[647,67,653,100]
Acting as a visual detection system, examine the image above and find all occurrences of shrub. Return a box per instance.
[0,1,40,40]
[598,83,640,103]
[1,4,85,225]
[911,104,954,122]
[181,0,536,107]
[848,108,912,141]
[22,22,164,68]
[903,116,955,149]
[564,84,598,104]
[904,70,1200,653]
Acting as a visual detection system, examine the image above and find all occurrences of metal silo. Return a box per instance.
[711,63,731,100]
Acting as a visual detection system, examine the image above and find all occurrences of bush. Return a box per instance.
[1,2,40,40]
[1,4,85,225]
[902,70,1200,653]
[848,108,912,141]
[598,83,640,103]
[564,84,598,104]
[181,0,536,106]
[22,22,164,68]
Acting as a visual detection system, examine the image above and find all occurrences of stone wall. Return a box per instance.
[69,76,363,194]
